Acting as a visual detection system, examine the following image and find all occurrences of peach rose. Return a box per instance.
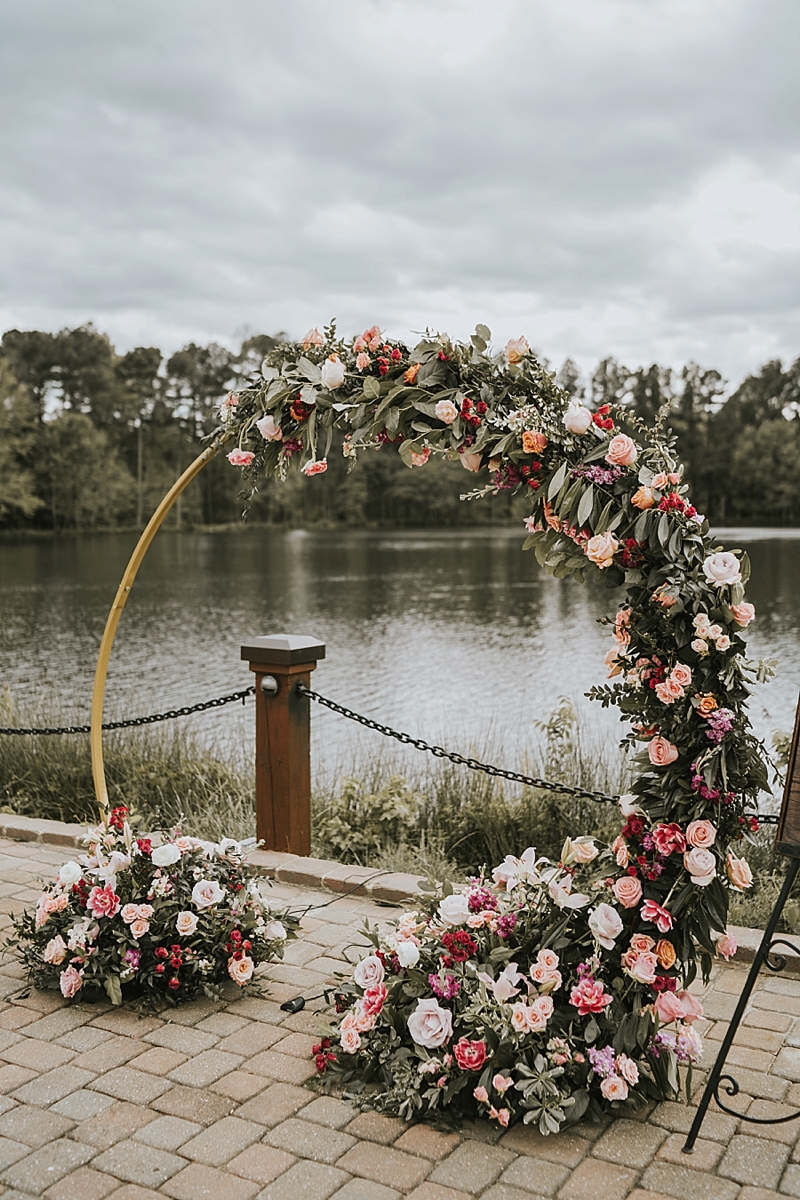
[355,352,370,371]
[655,939,676,969]
[504,336,529,364]
[585,532,619,569]
[630,933,655,953]
[612,836,629,867]
[727,852,753,891]
[655,679,684,705]
[227,954,255,986]
[648,737,679,766]
[340,1025,362,1054]
[686,819,716,849]
[176,911,199,936]
[404,363,421,384]
[670,663,692,688]
[129,918,150,940]
[521,430,547,454]
[696,693,717,715]
[631,486,655,510]
[676,990,704,1023]
[684,847,716,886]
[600,1075,629,1101]
[605,648,623,678]
[616,1054,639,1086]
[605,434,638,467]
[702,552,741,588]
[730,601,755,627]
[435,399,458,424]
[410,447,431,467]
[626,950,658,984]
[120,904,139,924]
[563,405,593,435]
[612,876,643,909]
[353,335,367,353]
[301,327,324,349]
[460,452,482,473]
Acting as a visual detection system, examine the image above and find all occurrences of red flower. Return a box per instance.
[454,1037,487,1071]
[155,964,165,974]
[168,977,180,991]
[136,838,152,856]
[441,930,478,963]
[390,348,402,362]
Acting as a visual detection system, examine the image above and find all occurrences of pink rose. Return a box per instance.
[600,1074,629,1102]
[655,679,684,705]
[648,737,679,766]
[352,1001,376,1032]
[616,1054,639,1085]
[670,663,692,688]
[630,933,655,953]
[625,950,658,985]
[495,1108,510,1127]
[683,847,716,886]
[454,1038,487,1071]
[460,452,482,473]
[227,449,254,467]
[340,1025,362,1054]
[435,399,458,424]
[44,935,67,965]
[302,327,325,349]
[569,978,613,1015]
[605,434,638,467]
[651,472,669,490]
[227,955,254,986]
[410,448,431,467]
[676,990,704,1023]
[612,836,629,867]
[612,876,643,909]
[130,918,150,940]
[504,336,529,364]
[256,414,283,442]
[589,903,623,950]
[86,884,121,920]
[730,602,755,627]
[641,899,674,933]
[120,904,139,925]
[407,998,453,1048]
[364,325,382,352]
[353,955,385,990]
[716,933,738,960]
[686,820,716,849]
[362,983,388,1017]
[510,1002,533,1032]
[654,990,685,1023]
[585,532,619,569]
[59,965,83,999]
[353,335,367,353]
[727,853,753,891]
[302,459,328,476]
[355,352,370,371]
[702,552,742,588]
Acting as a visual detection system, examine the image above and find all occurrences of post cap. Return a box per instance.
[241,634,326,667]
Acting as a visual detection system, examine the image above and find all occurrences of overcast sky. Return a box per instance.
[1,0,799,385]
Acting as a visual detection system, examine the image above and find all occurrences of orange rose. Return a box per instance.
[521,430,548,454]
[655,939,676,969]
[632,486,655,510]
[696,693,718,715]
[404,363,420,384]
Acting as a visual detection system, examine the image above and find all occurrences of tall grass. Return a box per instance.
[0,687,792,932]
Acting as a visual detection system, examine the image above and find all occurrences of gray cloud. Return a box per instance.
[1,0,799,383]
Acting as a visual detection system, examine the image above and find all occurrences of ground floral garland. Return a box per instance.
[217,322,773,1129]
[11,805,296,1007]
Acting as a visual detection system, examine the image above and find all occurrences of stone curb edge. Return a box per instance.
[2,812,795,973]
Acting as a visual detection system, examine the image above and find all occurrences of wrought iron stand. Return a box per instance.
[683,853,800,1152]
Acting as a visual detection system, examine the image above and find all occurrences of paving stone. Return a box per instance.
[774,1047,800,1081]
[330,1180,401,1200]
[656,1131,723,1170]
[556,1156,640,1200]
[0,1104,74,1147]
[740,1099,800,1143]
[752,992,800,1016]
[267,1116,356,1165]
[42,1165,119,1200]
[0,1008,39,1031]
[51,1089,115,1121]
[194,1012,251,1036]
[2,1136,96,1194]
[1,1039,75,1072]
[394,1126,461,1162]
[498,1127,589,1166]
[591,1119,667,1169]
[151,1084,235,1126]
[96,1185,162,1200]
[56,1028,114,1054]
[236,1082,313,1126]
[226,1141,297,1184]
[213,1023,284,1057]
[71,1039,150,1073]
[178,1114,262,1166]
[428,1141,514,1193]
[717,1132,790,1187]
[90,1066,170,1105]
[22,1010,95,1042]
[126,1047,186,1076]
[211,1070,268,1101]
[344,1111,406,1145]
[245,1048,315,1084]
[405,1186,473,1200]
[482,1187,548,1200]
[738,1190,794,1200]
[133,1115,201,1152]
[160,1162,261,1200]
[89,1012,161,1038]
[256,1159,349,1200]
[167,1049,243,1088]
[270,1031,316,1059]
[92,1140,186,1187]
[12,1065,95,1107]
[0,1136,32,1170]
[745,1007,795,1032]
[639,1160,741,1199]
[498,1156,569,1195]
[72,1100,158,1149]
[142,1025,218,1056]
[780,1164,800,1197]
[0,1064,39,1094]
[649,1100,737,1141]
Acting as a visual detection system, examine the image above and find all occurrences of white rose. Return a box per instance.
[435,399,458,424]
[263,920,287,941]
[437,893,471,926]
[618,795,639,818]
[321,354,345,390]
[256,414,283,442]
[702,552,742,588]
[563,404,593,435]
[217,838,242,857]
[589,903,624,950]
[407,998,453,1048]
[684,847,716,887]
[152,844,181,868]
[58,862,82,886]
[353,954,385,990]
[191,879,226,909]
[395,940,420,968]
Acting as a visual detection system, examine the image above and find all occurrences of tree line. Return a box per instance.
[1,323,799,532]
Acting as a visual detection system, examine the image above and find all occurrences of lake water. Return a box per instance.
[1,526,799,780]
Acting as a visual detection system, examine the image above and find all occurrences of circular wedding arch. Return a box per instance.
[90,322,768,993]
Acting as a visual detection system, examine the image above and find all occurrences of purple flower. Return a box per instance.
[705,708,735,744]
[428,972,461,1000]
[571,465,626,486]
[124,949,140,972]
[587,1045,617,1078]
[467,887,497,913]
[494,913,517,939]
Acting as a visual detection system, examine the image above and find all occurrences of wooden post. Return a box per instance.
[240,634,326,855]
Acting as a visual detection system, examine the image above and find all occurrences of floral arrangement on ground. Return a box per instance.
[216,321,776,1125]
[11,805,296,1007]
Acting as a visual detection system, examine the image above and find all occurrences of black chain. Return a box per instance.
[0,686,256,736]
[297,684,621,804]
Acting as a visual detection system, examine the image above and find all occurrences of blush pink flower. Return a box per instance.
[410,447,431,467]
[473,1085,489,1103]
[435,399,458,424]
[493,1074,513,1093]
[302,459,328,476]
[727,853,753,891]
[730,601,755,627]
[59,965,83,999]
[648,737,679,766]
[600,1074,629,1101]
[676,990,704,1023]
[86,884,121,920]
[227,955,254,986]
[340,1025,362,1054]
[612,876,643,909]
[460,451,482,472]
[129,918,150,939]
[362,983,388,1017]
[302,327,325,349]
[654,990,686,1023]
[703,552,741,588]
[227,449,254,467]
[716,933,738,960]
[684,847,716,886]
[655,679,684,705]
[605,434,638,467]
[505,336,530,364]
[256,414,283,442]
[670,663,693,688]
[585,532,619,569]
[624,950,658,985]
[686,819,716,849]
[569,977,613,1016]
[356,352,370,371]
[44,935,67,965]
[641,899,674,933]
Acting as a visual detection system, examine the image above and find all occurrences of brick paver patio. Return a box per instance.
[0,835,800,1199]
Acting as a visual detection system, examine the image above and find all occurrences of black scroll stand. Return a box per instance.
[684,697,800,1153]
